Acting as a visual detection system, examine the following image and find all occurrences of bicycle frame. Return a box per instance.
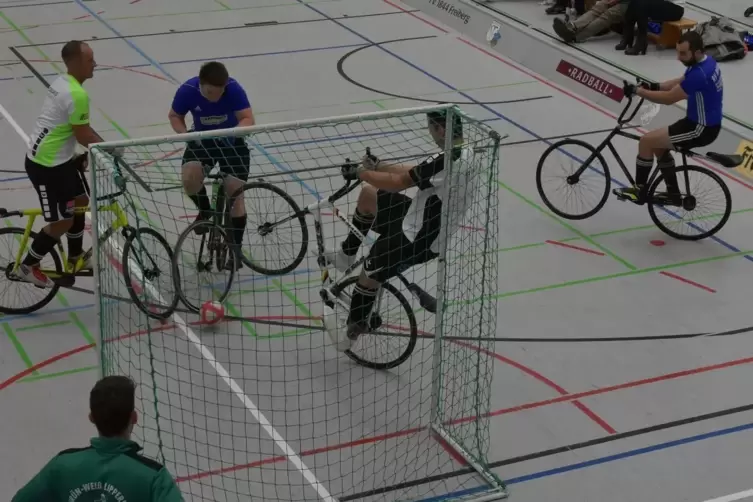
[571,95,700,190]
[1,190,128,278]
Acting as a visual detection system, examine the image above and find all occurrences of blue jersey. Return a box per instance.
[680,56,723,127]
[171,76,251,131]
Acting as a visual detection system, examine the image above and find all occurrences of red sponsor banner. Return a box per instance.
[556,60,624,102]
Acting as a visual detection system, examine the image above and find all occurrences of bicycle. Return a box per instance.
[535,87,744,240]
[185,149,438,370]
[171,169,241,313]
[0,157,178,319]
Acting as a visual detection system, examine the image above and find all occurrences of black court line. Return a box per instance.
[471,0,753,133]
[501,125,640,147]
[14,10,422,48]
[340,402,753,500]
[337,37,554,106]
[687,1,753,30]
[10,46,152,192]
[0,0,70,8]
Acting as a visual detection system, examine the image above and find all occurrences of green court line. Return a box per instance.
[227,277,320,297]
[3,322,37,375]
[16,319,72,332]
[259,327,315,340]
[213,0,231,10]
[497,180,637,270]
[272,278,316,320]
[370,100,388,111]
[457,248,753,305]
[20,365,98,383]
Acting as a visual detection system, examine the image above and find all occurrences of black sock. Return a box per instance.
[342,208,375,256]
[189,186,211,216]
[635,155,653,187]
[231,215,247,251]
[347,283,379,327]
[67,213,85,260]
[22,230,58,266]
[657,152,679,193]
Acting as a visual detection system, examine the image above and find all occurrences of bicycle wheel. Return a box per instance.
[122,227,179,320]
[233,182,308,275]
[647,165,732,241]
[536,139,611,220]
[172,219,236,313]
[0,228,62,315]
[330,276,418,370]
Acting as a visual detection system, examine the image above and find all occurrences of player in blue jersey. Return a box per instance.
[615,31,723,204]
[168,61,255,269]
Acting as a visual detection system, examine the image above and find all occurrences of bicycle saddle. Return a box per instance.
[706,152,745,168]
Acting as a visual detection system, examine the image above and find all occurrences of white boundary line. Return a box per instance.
[0,102,336,502]
[703,489,753,502]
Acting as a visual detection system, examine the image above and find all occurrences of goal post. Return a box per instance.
[89,104,508,501]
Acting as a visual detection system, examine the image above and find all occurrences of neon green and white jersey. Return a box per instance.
[26,74,90,167]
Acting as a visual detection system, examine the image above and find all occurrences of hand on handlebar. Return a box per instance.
[362,147,380,170]
[342,148,379,181]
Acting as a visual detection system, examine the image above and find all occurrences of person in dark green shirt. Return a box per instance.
[12,375,184,502]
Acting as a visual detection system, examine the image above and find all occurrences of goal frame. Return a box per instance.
[89,103,508,501]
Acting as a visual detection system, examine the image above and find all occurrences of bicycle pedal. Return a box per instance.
[51,275,76,287]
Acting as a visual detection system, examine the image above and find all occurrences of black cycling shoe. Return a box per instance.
[192,211,211,235]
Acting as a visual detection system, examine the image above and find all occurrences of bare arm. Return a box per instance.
[358,169,414,192]
[168,108,189,134]
[235,107,255,128]
[660,77,684,91]
[373,162,414,174]
[636,83,687,105]
[71,124,104,148]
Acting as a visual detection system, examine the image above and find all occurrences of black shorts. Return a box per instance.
[182,137,250,181]
[668,118,721,150]
[25,155,88,223]
[364,190,438,283]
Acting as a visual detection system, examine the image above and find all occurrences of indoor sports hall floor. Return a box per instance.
[2,0,753,501]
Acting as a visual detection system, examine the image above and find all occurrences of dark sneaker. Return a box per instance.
[192,211,211,235]
[553,17,577,43]
[651,191,683,206]
[546,5,566,14]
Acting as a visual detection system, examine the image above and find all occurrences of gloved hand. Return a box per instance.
[362,147,380,170]
[341,158,363,181]
[623,80,637,98]
[639,80,661,91]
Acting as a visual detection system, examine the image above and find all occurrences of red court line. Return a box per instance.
[383,0,449,33]
[546,240,605,256]
[453,37,753,193]
[174,352,753,482]
[660,271,716,293]
[455,341,616,434]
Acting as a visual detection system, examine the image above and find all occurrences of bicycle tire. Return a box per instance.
[172,219,236,313]
[536,139,611,220]
[0,228,62,315]
[230,181,308,275]
[122,227,179,320]
[333,275,418,371]
[647,165,732,241]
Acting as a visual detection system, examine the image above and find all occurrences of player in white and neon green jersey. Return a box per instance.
[19,40,109,288]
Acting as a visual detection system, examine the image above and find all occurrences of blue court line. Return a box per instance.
[0,43,366,83]
[415,418,753,500]
[297,0,753,263]
[0,303,95,323]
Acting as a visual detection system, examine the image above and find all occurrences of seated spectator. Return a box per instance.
[545,0,585,16]
[617,0,684,55]
[553,0,629,43]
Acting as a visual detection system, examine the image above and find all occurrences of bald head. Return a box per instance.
[61,40,95,82]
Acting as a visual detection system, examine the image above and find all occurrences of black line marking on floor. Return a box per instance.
[0,0,71,8]
[9,46,153,193]
[340,402,753,500]
[14,10,422,48]
[471,0,753,132]
[337,38,553,106]
[686,1,753,30]
[501,125,641,146]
